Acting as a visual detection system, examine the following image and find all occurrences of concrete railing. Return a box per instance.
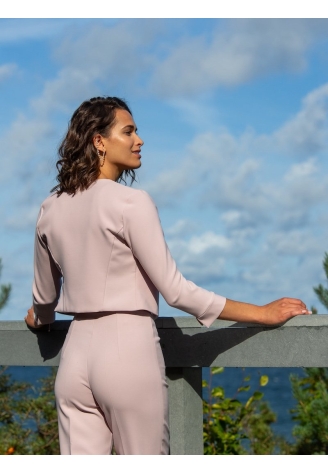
[1,315,328,455]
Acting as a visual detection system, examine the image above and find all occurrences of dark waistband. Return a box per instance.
[73,310,156,321]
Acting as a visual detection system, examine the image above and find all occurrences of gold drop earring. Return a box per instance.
[97,148,106,167]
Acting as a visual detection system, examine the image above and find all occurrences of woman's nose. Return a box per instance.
[137,135,144,147]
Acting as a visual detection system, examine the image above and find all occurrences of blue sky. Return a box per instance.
[1,16,328,321]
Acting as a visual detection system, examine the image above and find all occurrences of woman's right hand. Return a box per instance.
[24,306,40,329]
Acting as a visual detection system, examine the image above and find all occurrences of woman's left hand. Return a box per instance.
[219,297,312,325]
[24,306,40,329]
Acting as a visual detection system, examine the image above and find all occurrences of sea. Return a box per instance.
[6,365,305,444]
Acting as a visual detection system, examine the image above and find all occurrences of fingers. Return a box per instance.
[278,298,311,313]
[279,297,307,308]
[288,309,312,317]
[24,315,33,327]
[24,308,36,328]
[283,305,311,314]
[280,305,312,321]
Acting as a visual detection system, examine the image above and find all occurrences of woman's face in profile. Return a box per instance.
[101,109,144,177]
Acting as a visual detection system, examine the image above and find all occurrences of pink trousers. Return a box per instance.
[54,312,169,455]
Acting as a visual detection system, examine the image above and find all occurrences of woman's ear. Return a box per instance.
[93,134,103,150]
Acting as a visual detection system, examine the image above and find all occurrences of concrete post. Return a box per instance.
[166,367,203,455]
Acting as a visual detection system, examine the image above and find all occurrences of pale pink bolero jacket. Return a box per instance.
[33,179,226,328]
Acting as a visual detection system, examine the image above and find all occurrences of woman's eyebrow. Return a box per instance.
[122,124,137,131]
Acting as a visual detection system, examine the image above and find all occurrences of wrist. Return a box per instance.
[255,305,266,324]
[33,312,48,330]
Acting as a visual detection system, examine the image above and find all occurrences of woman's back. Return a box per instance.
[34,179,160,316]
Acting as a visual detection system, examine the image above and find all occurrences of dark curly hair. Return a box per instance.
[51,96,136,196]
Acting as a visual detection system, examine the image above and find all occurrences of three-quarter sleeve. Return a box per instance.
[123,191,226,327]
[32,209,62,326]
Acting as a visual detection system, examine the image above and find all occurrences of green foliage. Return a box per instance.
[287,253,328,453]
[0,256,59,454]
[193,250,328,455]
[286,253,328,453]
[203,368,287,455]
[289,368,328,455]
[1,365,328,455]
[313,252,328,311]
[0,367,59,455]
[0,258,11,312]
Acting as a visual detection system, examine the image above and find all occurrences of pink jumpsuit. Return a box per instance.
[32,179,226,455]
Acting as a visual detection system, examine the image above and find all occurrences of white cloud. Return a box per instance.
[221,210,258,230]
[165,220,197,238]
[0,63,17,83]
[150,19,328,97]
[147,83,328,228]
[266,230,319,256]
[144,157,197,206]
[143,80,328,307]
[54,20,161,87]
[5,205,40,230]
[167,231,228,285]
[188,232,231,254]
[147,127,271,218]
[0,113,54,183]
[3,18,328,321]
[163,216,328,308]
[166,98,222,132]
[0,19,105,44]
[284,158,318,182]
[274,157,328,230]
[30,67,99,116]
[27,20,166,118]
[274,83,328,157]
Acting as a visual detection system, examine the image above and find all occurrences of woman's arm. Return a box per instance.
[32,217,62,326]
[123,190,225,327]
[123,191,311,327]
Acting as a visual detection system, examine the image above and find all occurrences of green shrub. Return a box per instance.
[289,368,328,455]
[203,367,288,455]
[0,367,59,455]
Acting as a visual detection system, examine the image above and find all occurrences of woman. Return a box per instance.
[25,96,311,455]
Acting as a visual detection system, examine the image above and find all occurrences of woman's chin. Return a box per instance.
[131,160,142,170]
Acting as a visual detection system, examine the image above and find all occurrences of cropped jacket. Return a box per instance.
[33,179,226,327]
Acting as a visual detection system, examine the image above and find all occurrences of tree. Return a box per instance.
[0,258,11,312]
